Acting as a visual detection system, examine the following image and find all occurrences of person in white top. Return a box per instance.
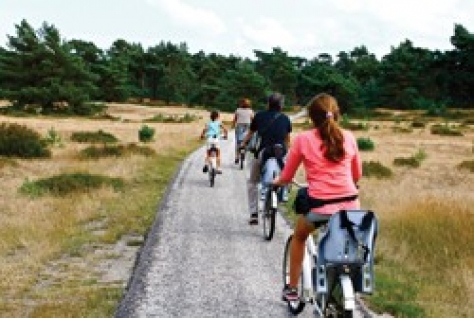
[232,98,254,164]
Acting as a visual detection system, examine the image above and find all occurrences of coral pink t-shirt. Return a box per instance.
[280,129,362,215]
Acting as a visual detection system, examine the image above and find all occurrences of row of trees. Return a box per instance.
[0,19,473,115]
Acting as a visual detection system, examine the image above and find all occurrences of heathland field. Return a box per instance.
[0,103,227,317]
[327,111,473,317]
[1,104,473,317]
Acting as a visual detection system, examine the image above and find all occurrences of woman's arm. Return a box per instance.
[350,133,362,183]
[273,135,302,186]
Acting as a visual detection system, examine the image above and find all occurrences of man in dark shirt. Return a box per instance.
[240,92,292,224]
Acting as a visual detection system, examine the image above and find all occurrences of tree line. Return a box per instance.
[0,19,473,115]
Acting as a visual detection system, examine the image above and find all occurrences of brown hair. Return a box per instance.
[307,93,345,162]
[210,110,219,121]
[239,98,251,108]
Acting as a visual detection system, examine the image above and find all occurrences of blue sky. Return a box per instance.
[1,0,473,59]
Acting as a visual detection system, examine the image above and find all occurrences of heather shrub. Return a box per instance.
[71,130,118,143]
[0,122,50,158]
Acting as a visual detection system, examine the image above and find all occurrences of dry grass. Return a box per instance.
[353,121,474,317]
[0,103,218,316]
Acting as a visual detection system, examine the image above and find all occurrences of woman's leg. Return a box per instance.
[289,215,315,288]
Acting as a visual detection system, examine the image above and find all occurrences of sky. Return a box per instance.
[1,0,473,60]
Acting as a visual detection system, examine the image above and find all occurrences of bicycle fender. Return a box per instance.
[339,274,355,311]
[271,190,278,209]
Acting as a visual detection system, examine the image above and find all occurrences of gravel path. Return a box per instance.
[116,120,371,317]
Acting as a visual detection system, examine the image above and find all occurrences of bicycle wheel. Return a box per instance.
[325,276,353,318]
[282,235,306,315]
[240,151,245,170]
[209,169,215,187]
[262,190,276,240]
[262,207,276,240]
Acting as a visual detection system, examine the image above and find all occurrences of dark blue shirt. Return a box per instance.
[250,110,292,151]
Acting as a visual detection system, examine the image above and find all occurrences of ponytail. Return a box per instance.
[307,93,345,163]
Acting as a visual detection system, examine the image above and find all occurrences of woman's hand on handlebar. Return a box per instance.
[271,176,285,187]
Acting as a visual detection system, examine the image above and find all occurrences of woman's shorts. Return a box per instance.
[303,212,331,229]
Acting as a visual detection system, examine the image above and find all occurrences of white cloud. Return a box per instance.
[146,0,226,36]
[241,17,295,49]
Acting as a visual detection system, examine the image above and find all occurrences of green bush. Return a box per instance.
[363,161,393,179]
[457,160,474,173]
[392,126,413,133]
[139,125,155,142]
[0,122,51,158]
[79,143,156,159]
[393,157,420,168]
[71,102,107,116]
[357,137,375,151]
[411,121,426,128]
[145,113,198,123]
[393,149,427,168]
[71,130,118,144]
[19,173,123,197]
[430,124,463,136]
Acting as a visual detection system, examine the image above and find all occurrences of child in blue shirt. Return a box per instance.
[200,110,228,173]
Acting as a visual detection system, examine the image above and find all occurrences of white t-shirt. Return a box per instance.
[234,108,254,125]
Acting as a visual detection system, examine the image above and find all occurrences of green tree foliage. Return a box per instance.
[254,48,298,106]
[296,57,360,112]
[213,60,267,111]
[0,20,97,114]
[448,24,474,107]
[1,19,474,115]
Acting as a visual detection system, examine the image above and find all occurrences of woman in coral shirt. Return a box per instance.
[272,93,362,302]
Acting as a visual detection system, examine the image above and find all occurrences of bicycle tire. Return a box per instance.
[240,152,244,170]
[325,277,352,318]
[282,235,306,315]
[262,189,276,240]
[262,207,276,240]
[209,169,215,187]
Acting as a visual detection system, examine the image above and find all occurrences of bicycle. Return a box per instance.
[258,144,287,241]
[206,134,226,187]
[235,124,249,170]
[282,184,378,317]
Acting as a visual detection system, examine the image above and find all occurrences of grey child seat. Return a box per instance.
[315,210,378,295]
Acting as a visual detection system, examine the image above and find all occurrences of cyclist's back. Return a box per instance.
[240,92,292,225]
[250,109,291,155]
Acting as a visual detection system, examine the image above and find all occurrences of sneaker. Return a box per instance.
[282,285,299,302]
[202,165,209,173]
[216,168,222,174]
[248,212,258,225]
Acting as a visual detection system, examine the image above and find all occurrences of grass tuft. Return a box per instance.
[79,144,156,159]
[430,124,463,136]
[363,161,393,179]
[71,130,118,144]
[19,173,124,197]
[457,160,474,172]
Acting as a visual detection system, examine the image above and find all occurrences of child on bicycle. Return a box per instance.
[200,110,228,174]
[271,93,362,302]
